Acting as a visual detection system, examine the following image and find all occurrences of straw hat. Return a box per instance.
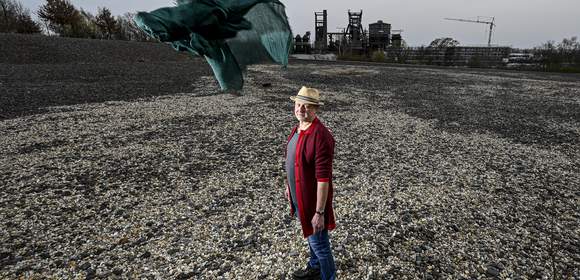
[290,86,324,105]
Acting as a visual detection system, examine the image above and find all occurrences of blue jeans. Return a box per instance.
[308,230,336,280]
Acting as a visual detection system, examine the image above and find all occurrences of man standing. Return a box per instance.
[285,86,336,280]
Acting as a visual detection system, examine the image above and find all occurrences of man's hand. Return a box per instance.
[285,183,290,201]
[311,213,325,234]
[312,181,329,234]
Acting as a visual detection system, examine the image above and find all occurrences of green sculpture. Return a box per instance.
[134,0,292,91]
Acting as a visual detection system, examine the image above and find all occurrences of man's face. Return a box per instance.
[294,101,318,122]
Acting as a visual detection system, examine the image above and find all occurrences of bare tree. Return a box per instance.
[535,37,580,71]
[0,0,17,31]
[114,12,151,41]
[558,36,579,53]
[95,7,117,39]
[0,0,41,33]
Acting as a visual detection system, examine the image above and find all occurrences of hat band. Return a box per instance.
[295,95,320,104]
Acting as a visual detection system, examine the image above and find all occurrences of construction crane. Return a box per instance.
[444,16,495,47]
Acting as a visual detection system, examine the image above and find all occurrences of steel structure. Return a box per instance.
[314,10,328,50]
[310,9,404,54]
[294,32,312,54]
[444,16,495,47]
[327,28,346,53]
[345,10,365,51]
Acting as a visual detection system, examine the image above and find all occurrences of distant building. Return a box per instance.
[368,20,391,50]
[396,46,511,67]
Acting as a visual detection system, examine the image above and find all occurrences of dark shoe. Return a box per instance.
[293,265,320,279]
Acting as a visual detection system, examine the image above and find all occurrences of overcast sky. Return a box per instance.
[19,0,580,48]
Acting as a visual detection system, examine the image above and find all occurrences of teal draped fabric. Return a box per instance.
[134,0,292,91]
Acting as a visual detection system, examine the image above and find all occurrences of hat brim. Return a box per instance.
[290,96,324,106]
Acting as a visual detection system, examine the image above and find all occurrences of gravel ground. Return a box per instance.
[1,34,579,279]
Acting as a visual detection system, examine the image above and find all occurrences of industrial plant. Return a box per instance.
[294,9,399,55]
[293,9,514,68]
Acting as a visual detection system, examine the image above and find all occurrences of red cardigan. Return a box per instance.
[285,117,336,238]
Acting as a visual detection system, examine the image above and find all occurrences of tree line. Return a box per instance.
[369,36,580,72]
[1,0,149,41]
[534,36,580,72]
